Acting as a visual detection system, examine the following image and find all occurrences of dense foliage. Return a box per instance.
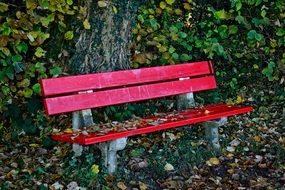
[0,0,285,136]
[132,0,285,93]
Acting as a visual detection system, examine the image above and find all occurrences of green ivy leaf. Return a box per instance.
[64,31,74,40]
[32,83,41,94]
[166,0,175,5]
[16,42,28,54]
[276,28,285,36]
[4,66,14,80]
[0,2,9,12]
[169,47,176,54]
[67,0,73,5]
[255,33,263,41]
[172,53,179,60]
[178,32,187,38]
[159,2,167,9]
[247,30,257,40]
[23,88,33,98]
[12,55,23,63]
[261,10,266,18]
[236,1,242,11]
[169,26,178,33]
[0,47,11,56]
[49,67,62,77]
[180,54,191,62]
[1,23,11,35]
[214,9,231,20]
[228,25,238,34]
[35,47,46,58]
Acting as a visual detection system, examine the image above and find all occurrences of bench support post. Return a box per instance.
[203,117,227,151]
[72,90,94,157]
[99,137,127,174]
[72,111,83,157]
[177,77,196,110]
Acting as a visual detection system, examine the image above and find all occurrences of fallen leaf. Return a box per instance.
[254,155,263,163]
[67,181,78,190]
[139,181,148,190]
[254,135,261,142]
[98,1,107,7]
[64,128,74,133]
[164,163,174,171]
[29,143,40,148]
[226,146,235,152]
[117,182,127,190]
[51,182,64,190]
[206,157,220,166]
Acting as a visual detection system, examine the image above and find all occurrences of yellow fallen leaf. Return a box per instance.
[98,1,107,7]
[254,135,261,142]
[29,143,40,148]
[226,153,235,159]
[91,164,100,174]
[227,169,235,174]
[117,182,127,190]
[64,128,73,133]
[235,95,244,104]
[139,181,148,190]
[207,157,220,166]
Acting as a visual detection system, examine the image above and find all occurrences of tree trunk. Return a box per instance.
[70,0,142,73]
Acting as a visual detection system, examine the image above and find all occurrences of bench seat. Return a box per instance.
[51,103,252,145]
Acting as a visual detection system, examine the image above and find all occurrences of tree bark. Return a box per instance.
[70,0,141,73]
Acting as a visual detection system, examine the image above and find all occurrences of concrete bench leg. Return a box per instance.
[202,117,227,151]
[72,111,83,157]
[72,106,94,157]
[99,137,127,174]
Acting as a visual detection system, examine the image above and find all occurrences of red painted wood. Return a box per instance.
[44,76,217,115]
[51,104,253,145]
[41,61,212,96]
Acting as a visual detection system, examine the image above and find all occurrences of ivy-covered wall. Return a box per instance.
[0,0,284,136]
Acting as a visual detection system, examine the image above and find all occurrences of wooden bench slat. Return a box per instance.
[40,61,213,96]
[51,104,253,145]
[44,76,217,115]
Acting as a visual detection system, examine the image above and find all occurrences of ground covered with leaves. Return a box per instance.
[1,85,285,190]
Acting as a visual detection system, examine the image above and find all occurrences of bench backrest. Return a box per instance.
[40,61,216,115]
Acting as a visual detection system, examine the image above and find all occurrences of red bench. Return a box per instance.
[40,61,253,173]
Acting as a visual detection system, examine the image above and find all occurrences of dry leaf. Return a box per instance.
[98,1,107,7]
[206,157,220,166]
[139,181,148,190]
[226,146,235,152]
[254,135,261,142]
[64,128,73,133]
[164,163,174,171]
[29,143,40,148]
[117,182,127,190]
